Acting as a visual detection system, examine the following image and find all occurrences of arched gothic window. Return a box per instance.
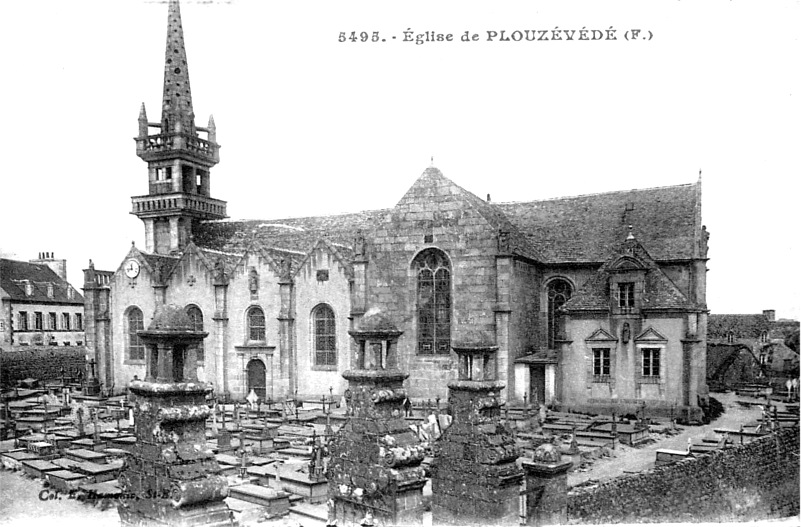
[186,305,204,362]
[415,249,451,354]
[126,307,145,361]
[547,279,572,349]
[313,304,336,367]
[248,307,266,342]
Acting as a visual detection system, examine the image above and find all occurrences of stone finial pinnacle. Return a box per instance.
[139,102,147,121]
[627,225,635,240]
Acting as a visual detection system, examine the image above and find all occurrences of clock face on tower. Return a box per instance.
[124,259,141,278]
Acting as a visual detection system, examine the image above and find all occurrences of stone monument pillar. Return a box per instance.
[326,309,427,526]
[117,305,234,526]
[521,444,572,527]
[431,331,523,526]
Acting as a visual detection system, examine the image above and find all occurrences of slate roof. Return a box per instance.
[0,258,83,305]
[707,314,772,340]
[191,170,700,266]
[495,183,700,263]
[514,349,558,364]
[194,210,388,257]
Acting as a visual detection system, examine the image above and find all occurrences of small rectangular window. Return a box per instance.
[19,312,29,331]
[618,282,635,310]
[593,348,610,378]
[49,312,57,330]
[62,313,71,331]
[642,348,661,377]
[75,313,83,331]
[34,312,43,331]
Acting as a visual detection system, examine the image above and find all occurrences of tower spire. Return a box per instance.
[162,0,194,135]
[133,0,226,256]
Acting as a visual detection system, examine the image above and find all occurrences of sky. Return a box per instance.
[0,0,798,321]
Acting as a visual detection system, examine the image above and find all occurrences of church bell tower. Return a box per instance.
[133,0,226,255]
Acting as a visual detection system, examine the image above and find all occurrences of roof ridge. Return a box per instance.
[495,181,696,206]
[203,208,390,225]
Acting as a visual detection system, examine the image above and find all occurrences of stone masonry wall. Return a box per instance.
[0,346,86,387]
[367,170,503,401]
[508,259,540,361]
[567,428,800,524]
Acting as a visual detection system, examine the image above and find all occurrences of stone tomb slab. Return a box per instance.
[70,438,108,451]
[109,436,137,452]
[78,480,122,500]
[257,465,328,504]
[246,464,274,484]
[228,483,290,518]
[64,448,107,464]
[27,441,57,458]
[52,457,79,470]
[289,501,329,527]
[249,456,271,466]
[280,447,312,459]
[1,450,40,470]
[224,496,268,526]
[655,448,694,466]
[73,460,123,483]
[18,434,48,449]
[102,447,130,461]
[21,458,60,479]
[46,469,90,493]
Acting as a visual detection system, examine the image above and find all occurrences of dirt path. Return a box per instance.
[0,469,118,527]
[567,392,765,487]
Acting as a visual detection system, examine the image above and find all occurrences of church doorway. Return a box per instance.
[247,359,267,400]
[529,365,545,406]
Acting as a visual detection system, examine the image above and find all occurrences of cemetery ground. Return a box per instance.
[0,391,797,527]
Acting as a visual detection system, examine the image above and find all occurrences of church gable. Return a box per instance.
[293,239,353,283]
[390,167,540,260]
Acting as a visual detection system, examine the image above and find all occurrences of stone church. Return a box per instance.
[84,0,709,422]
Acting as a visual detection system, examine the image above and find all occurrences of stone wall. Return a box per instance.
[0,346,86,387]
[567,428,800,524]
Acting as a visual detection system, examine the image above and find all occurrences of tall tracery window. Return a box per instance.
[186,305,204,362]
[547,279,572,349]
[248,307,266,342]
[313,304,336,367]
[415,249,451,354]
[126,307,145,361]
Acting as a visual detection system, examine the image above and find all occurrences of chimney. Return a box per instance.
[763,309,775,322]
[30,251,68,281]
